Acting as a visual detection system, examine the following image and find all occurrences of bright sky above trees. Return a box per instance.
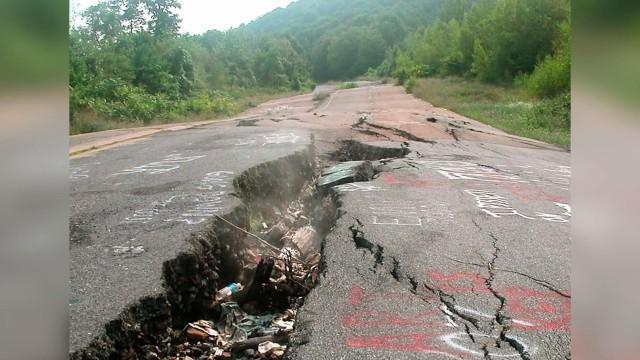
[70,0,295,34]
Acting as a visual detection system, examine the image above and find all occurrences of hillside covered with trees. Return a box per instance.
[70,0,570,139]
[384,0,570,96]
[380,0,571,146]
[70,0,446,133]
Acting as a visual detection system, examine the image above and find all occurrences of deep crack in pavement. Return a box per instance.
[71,83,570,359]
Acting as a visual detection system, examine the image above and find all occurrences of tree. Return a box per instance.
[375,14,405,46]
[83,1,123,44]
[354,28,386,77]
[143,0,181,37]
[120,0,145,33]
[311,39,331,81]
[170,48,195,96]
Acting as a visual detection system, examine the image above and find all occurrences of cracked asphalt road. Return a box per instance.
[281,85,570,359]
[290,147,570,359]
[70,126,311,351]
[70,83,570,358]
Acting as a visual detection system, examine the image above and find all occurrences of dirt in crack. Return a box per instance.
[347,224,410,285]
[330,139,409,162]
[486,233,532,360]
[343,223,535,359]
[349,225,384,269]
[72,145,340,360]
[353,115,436,144]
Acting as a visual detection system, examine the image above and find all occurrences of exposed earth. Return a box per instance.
[70,82,570,359]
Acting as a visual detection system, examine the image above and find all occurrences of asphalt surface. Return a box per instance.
[290,144,570,360]
[70,126,310,351]
[283,86,570,359]
[70,83,570,358]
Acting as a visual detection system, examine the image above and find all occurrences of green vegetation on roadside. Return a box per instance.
[410,77,570,148]
[339,82,358,90]
[70,0,448,134]
[70,0,317,134]
[376,0,571,148]
[70,87,301,134]
[70,0,571,142]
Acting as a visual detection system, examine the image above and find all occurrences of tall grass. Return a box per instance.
[409,77,570,148]
[339,82,358,89]
[70,88,305,135]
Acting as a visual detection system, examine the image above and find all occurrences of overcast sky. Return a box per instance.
[70,0,295,34]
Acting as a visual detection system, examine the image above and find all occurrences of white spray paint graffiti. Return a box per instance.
[494,164,570,189]
[348,195,454,226]
[235,133,300,146]
[334,183,386,192]
[412,160,570,190]
[441,332,532,358]
[464,189,535,220]
[70,167,90,180]
[451,304,535,328]
[369,201,426,226]
[123,195,178,224]
[414,161,526,183]
[70,162,100,180]
[465,190,571,222]
[263,133,300,145]
[197,171,234,190]
[168,192,225,225]
[265,105,291,114]
[535,203,571,223]
[165,171,234,225]
[439,303,536,356]
[235,139,258,146]
[112,154,206,176]
[123,171,234,225]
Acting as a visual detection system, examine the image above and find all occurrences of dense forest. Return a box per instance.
[69,0,444,133]
[70,0,570,134]
[244,0,443,80]
[385,0,570,98]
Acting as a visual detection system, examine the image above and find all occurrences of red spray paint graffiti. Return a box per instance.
[346,332,466,357]
[381,173,449,189]
[426,271,571,331]
[501,182,567,203]
[342,310,440,328]
[341,271,571,355]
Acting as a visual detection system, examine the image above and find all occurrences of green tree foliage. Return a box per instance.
[120,0,145,33]
[517,19,571,97]
[83,1,123,44]
[387,0,570,88]
[144,0,181,37]
[245,0,444,80]
[70,0,313,132]
[170,47,195,96]
[382,0,571,141]
[255,38,310,89]
[71,0,450,133]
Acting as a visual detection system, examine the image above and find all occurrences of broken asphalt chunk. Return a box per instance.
[318,161,374,188]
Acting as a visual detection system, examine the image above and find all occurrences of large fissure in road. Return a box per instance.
[72,137,422,359]
[72,143,341,360]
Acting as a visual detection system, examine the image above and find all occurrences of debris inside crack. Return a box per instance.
[71,145,340,360]
[330,139,409,161]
